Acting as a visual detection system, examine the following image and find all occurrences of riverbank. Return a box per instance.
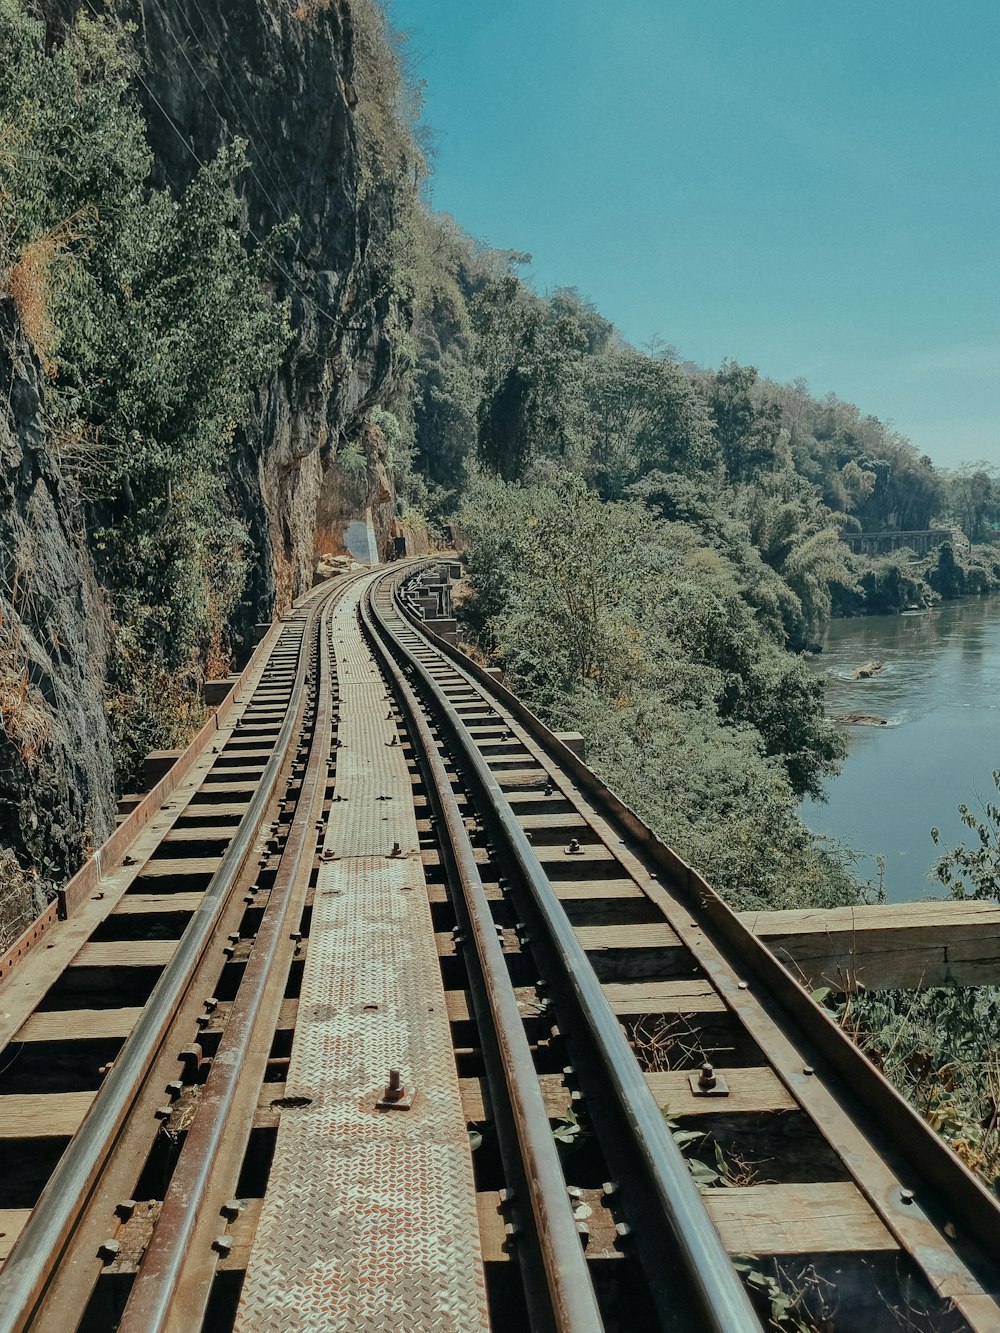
[831,539,1000,618]
[803,595,1000,903]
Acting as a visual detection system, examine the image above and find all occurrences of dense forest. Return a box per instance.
[362,212,1000,914]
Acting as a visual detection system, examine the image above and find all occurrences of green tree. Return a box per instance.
[584,350,718,498]
[407,212,480,506]
[708,361,783,482]
[460,473,855,909]
[931,771,1000,901]
[949,463,1000,542]
[473,279,589,480]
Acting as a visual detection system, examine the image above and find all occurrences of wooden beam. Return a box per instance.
[646,1067,795,1117]
[74,940,176,968]
[17,1007,143,1043]
[740,900,1000,990]
[704,1182,897,1255]
[0,1092,93,1139]
[0,1211,30,1268]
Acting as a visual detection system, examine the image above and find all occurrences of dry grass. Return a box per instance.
[4,211,93,378]
[49,417,118,496]
[0,848,38,954]
[7,234,60,377]
[0,561,50,764]
[290,0,331,21]
[273,547,296,615]
[627,1011,724,1073]
[0,644,50,764]
[203,581,236,680]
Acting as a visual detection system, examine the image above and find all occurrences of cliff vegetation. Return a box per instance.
[0,0,421,945]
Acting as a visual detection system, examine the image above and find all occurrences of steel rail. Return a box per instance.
[398,570,1000,1299]
[361,584,605,1333]
[115,592,339,1333]
[0,579,344,1333]
[369,572,763,1333]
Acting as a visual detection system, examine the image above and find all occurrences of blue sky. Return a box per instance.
[389,0,1000,469]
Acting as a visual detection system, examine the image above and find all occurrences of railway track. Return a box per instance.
[0,560,998,1332]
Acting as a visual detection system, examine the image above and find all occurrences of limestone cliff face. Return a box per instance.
[0,298,115,945]
[132,0,408,614]
[42,0,408,617]
[0,1,410,938]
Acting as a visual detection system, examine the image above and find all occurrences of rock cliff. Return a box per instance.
[41,0,411,616]
[0,297,115,946]
[0,0,413,939]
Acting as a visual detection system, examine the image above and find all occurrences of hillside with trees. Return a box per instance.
[375,220,1000,912]
[0,0,422,939]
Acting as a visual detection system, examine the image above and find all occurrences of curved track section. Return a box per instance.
[0,559,999,1332]
[0,574,354,1332]
[365,561,1000,1333]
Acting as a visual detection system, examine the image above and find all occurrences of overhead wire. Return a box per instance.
[78,0,348,328]
[153,23,295,240]
[180,0,322,246]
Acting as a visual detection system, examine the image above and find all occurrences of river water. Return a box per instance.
[802,596,1000,903]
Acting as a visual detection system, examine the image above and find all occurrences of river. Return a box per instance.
[802,596,1000,903]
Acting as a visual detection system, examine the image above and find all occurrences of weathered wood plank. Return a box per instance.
[447,980,724,1026]
[160,827,236,843]
[425,882,502,904]
[475,1193,510,1263]
[741,900,1000,990]
[458,1065,790,1124]
[704,1182,898,1255]
[74,940,176,968]
[446,988,545,1025]
[134,857,223,879]
[18,1007,143,1043]
[461,1074,570,1122]
[576,924,681,951]
[552,880,646,902]
[195,781,259,794]
[646,1067,795,1117]
[0,1091,93,1138]
[476,1188,621,1263]
[218,1196,264,1270]
[210,747,275,760]
[514,812,589,833]
[495,769,548,787]
[0,1211,30,1268]
[603,979,725,1014]
[534,844,617,868]
[111,893,204,915]
[165,803,249,820]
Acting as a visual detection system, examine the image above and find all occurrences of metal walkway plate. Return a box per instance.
[236,575,488,1332]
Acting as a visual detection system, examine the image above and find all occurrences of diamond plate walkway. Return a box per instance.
[236,574,488,1332]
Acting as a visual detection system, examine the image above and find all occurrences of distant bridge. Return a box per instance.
[841,528,953,556]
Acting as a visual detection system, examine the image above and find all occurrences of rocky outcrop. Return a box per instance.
[1,1,410,940]
[0,297,115,945]
[42,0,410,622]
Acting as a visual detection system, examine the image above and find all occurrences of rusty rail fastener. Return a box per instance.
[377,1068,415,1111]
[690,1062,729,1098]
